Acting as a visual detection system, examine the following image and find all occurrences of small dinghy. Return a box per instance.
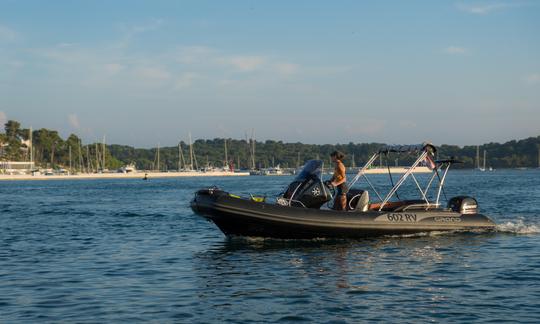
[191,143,496,239]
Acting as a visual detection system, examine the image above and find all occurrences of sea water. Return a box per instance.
[1,170,539,322]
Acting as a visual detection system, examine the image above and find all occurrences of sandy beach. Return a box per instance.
[0,171,250,181]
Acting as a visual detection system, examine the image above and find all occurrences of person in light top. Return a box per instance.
[326,150,348,211]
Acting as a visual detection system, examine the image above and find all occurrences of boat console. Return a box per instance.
[279,160,332,208]
[279,161,371,211]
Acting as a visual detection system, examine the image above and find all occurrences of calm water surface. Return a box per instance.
[1,170,539,322]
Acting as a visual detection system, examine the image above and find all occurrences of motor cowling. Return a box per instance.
[279,160,331,209]
[448,196,478,214]
[281,176,331,209]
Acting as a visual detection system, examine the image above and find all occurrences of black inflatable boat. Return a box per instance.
[191,143,496,239]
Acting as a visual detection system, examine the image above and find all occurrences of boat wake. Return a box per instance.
[229,230,471,243]
[496,219,540,234]
[221,222,539,246]
[385,231,457,238]
[229,235,342,244]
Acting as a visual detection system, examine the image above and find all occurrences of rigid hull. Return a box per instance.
[191,190,496,239]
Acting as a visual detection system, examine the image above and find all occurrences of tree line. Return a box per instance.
[1,119,539,171]
[0,120,122,171]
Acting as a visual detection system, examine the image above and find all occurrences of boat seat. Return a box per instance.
[348,190,369,212]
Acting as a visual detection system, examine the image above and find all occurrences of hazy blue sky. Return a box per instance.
[1,0,539,147]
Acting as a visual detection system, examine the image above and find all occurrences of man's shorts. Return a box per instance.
[336,183,349,196]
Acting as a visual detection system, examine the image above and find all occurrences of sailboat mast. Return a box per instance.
[483,150,486,170]
[250,129,256,169]
[180,143,186,170]
[95,142,99,172]
[476,145,480,169]
[86,145,91,172]
[29,127,33,167]
[189,132,194,170]
[102,135,106,170]
[157,143,160,172]
[69,145,72,174]
[78,140,83,173]
[245,132,253,169]
[224,138,228,167]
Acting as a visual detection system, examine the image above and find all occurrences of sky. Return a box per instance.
[0,0,539,147]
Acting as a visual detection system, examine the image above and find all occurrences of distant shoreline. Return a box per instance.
[1,167,538,181]
[0,171,249,181]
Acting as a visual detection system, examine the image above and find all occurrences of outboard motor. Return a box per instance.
[278,160,332,209]
[448,196,478,214]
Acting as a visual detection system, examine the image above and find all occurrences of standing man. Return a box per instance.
[326,151,348,210]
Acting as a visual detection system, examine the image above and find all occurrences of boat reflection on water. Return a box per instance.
[191,231,498,321]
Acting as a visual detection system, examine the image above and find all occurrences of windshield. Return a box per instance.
[295,160,323,181]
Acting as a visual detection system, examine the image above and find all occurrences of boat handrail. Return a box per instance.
[348,194,363,210]
[282,199,306,208]
[287,182,304,207]
[395,203,440,212]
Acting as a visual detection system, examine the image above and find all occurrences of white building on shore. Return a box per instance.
[0,161,36,174]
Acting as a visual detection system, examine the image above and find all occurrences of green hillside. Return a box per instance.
[2,120,539,171]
